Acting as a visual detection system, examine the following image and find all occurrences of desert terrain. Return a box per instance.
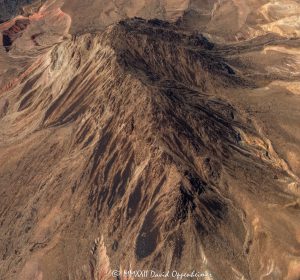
[0,1,299,279]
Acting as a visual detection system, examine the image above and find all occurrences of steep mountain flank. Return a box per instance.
[0,18,299,280]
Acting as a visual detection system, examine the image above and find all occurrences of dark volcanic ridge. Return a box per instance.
[0,16,299,280]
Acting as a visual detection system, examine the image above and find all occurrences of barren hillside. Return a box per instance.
[0,1,299,280]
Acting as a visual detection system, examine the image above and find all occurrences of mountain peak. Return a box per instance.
[1,1,300,280]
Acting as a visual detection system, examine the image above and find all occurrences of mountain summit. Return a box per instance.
[0,1,300,280]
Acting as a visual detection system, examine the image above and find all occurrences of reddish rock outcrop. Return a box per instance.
[2,19,30,50]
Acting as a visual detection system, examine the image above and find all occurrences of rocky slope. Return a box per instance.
[0,0,44,22]
[0,1,300,280]
[60,0,300,41]
[3,0,299,41]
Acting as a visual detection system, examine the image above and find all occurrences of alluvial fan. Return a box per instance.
[0,1,300,280]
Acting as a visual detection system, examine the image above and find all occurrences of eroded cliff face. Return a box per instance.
[0,1,300,280]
